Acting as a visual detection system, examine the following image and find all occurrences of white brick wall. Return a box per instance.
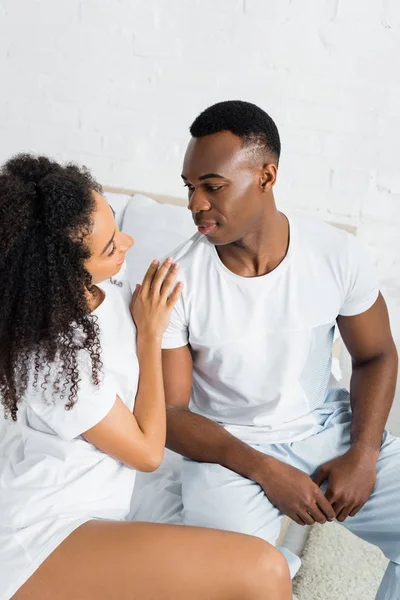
[0,0,399,432]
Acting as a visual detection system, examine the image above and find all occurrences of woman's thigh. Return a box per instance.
[13,520,291,600]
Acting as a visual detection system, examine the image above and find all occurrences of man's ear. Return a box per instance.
[260,163,278,191]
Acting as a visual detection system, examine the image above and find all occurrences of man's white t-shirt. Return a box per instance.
[0,267,139,530]
[162,212,379,444]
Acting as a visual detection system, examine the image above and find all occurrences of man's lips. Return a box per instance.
[196,223,218,235]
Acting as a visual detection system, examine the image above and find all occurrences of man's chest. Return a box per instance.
[187,272,342,348]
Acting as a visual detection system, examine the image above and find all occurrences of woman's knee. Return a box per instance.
[241,537,292,599]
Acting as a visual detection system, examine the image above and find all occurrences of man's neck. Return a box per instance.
[216,210,290,278]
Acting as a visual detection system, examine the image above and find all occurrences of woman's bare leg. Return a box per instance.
[13,521,291,600]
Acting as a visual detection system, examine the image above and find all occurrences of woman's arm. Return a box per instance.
[83,258,182,471]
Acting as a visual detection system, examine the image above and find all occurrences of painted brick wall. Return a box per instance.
[0,0,399,432]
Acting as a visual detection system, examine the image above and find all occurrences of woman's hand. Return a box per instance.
[130,258,182,341]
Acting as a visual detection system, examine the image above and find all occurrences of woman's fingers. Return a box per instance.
[160,263,180,299]
[130,284,141,311]
[140,257,182,309]
[151,258,174,295]
[141,260,160,296]
[167,281,183,307]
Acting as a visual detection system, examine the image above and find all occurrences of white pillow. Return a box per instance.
[122,194,196,288]
[103,191,133,229]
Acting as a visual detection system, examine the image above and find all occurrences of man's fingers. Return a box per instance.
[336,505,354,523]
[349,505,361,518]
[313,468,328,488]
[331,499,346,518]
[292,514,308,527]
[316,491,336,520]
[308,505,329,524]
[324,485,335,505]
[317,503,335,521]
[299,511,315,526]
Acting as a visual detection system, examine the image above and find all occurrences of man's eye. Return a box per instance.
[206,185,223,192]
[183,183,195,192]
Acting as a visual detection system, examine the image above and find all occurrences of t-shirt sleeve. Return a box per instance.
[162,294,189,349]
[339,234,380,317]
[26,351,117,441]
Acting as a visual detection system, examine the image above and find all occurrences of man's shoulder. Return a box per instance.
[290,210,351,250]
[290,212,373,275]
[169,232,209,264]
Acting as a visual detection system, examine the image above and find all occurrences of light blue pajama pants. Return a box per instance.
[181,404,400,600]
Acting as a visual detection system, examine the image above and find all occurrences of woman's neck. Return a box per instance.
[86,285,105,313]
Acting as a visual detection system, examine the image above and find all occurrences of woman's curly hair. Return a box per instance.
[0,153,103,421]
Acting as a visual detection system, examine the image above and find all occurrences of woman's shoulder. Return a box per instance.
[100,262,132,306]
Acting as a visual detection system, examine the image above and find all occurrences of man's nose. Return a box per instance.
[188,190,211,214]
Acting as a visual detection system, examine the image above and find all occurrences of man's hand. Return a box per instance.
[313,446,379,522]
[256,456,336,526]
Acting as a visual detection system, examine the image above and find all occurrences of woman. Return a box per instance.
[0,154,291,600]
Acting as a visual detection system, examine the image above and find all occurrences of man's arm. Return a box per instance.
[162,345,265,478]
[313,293,398,522]
[337,292,398,452]
[162,346,336,525]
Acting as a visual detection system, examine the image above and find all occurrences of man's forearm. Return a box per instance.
[350,347,398,452]
[166,407,268,482]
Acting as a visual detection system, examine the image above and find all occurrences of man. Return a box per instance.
[161,100,399,598]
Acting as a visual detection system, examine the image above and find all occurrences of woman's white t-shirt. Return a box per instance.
[0,269,139,531]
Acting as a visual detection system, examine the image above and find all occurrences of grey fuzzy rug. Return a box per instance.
[292,522,389,600]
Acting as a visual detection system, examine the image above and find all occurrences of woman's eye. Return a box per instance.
[108,242,117,257]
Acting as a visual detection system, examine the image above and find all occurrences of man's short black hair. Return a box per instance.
[190,100,281,164]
